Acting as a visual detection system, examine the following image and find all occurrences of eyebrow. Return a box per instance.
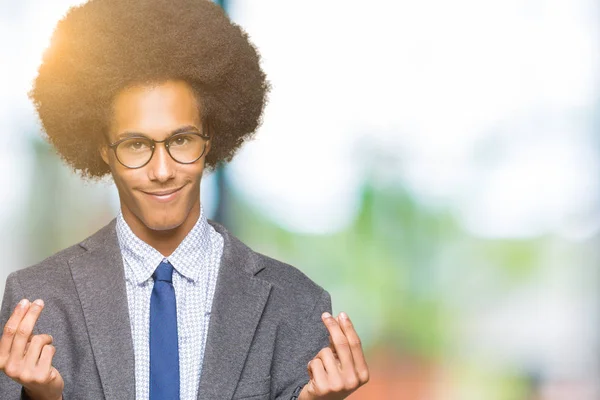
[115,125,201,141]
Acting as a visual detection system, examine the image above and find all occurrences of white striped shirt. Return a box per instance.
[116,206,223,400]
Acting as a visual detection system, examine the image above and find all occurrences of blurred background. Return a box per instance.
[1,0,599,398]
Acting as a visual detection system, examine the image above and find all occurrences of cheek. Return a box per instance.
[111,168,143,199]
[181,169,204,197]
[180,163,205,184]
[177,168,204,205]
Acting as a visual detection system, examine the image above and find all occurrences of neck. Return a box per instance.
[121,201,201,257]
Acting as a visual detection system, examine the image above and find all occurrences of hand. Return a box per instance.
[299,312,369,400]
[0,299,63,400]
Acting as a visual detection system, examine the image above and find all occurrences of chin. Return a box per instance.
[145,216,185,232]
[134,208,185,231]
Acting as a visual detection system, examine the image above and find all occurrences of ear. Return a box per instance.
[205,139,211,156]
[99,145,110,165]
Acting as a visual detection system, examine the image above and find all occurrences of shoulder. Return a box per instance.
[253,251,326,300]
[7,243,84,294]
[8,219,116,290]
[254,251,332,319]
[209,220,329,312]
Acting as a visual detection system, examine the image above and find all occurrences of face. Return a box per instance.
[101,80,210,233]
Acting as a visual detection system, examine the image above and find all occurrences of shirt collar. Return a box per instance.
[116,206,213,284]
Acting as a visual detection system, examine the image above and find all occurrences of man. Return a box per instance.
[0,0,369,399]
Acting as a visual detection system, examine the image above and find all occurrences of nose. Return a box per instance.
[147,143,176,182]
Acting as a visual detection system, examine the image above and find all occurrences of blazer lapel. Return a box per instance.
[197,222,272,400]
[69,220,135,400]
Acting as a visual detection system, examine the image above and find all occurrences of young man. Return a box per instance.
[0,0,369,399]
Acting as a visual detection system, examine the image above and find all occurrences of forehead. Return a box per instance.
[110,80,202,139]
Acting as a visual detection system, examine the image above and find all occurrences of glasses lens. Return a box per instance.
[116,137,153,168]
[167,133,206,163]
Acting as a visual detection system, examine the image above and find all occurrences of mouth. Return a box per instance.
[141,186,185,203]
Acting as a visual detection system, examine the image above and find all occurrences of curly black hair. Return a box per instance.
[29,0,269,179]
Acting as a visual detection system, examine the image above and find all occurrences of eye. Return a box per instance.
[122,139,150,152]
[170,134,195,147]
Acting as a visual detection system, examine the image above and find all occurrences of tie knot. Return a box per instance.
[153,262,174,283]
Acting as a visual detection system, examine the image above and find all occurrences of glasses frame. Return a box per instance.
[108,130,211,169]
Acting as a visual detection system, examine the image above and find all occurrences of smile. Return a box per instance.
[141,186,184,203]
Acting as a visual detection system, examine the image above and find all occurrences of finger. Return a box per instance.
[37,344,56,371]
[327,336,342,368]
[10,300,44,358]
[338,312,369,383]
[24,335,53,367]
[328,335,337,355]
[316,347,341,375]
[321,312,353,369]
[0,300,30,359]
[31,345,57,385]
[23,335,34,356]
[307,358,328,394]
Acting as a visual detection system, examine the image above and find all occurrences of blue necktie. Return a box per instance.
[150,261,180,400]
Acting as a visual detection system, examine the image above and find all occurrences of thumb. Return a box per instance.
[49,366,64,388]
[298,382,315,400]
[307,362,313,380]
[304,362,318,396]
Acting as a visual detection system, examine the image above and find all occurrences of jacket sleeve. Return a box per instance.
[0,273,29,400]
[273,289,332,400]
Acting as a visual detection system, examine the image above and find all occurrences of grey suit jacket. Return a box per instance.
[0,219,331,399]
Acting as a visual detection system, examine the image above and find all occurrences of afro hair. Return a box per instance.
[29,0,269,179]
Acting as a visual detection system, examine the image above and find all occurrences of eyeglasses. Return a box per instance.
[108,131,210,169]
